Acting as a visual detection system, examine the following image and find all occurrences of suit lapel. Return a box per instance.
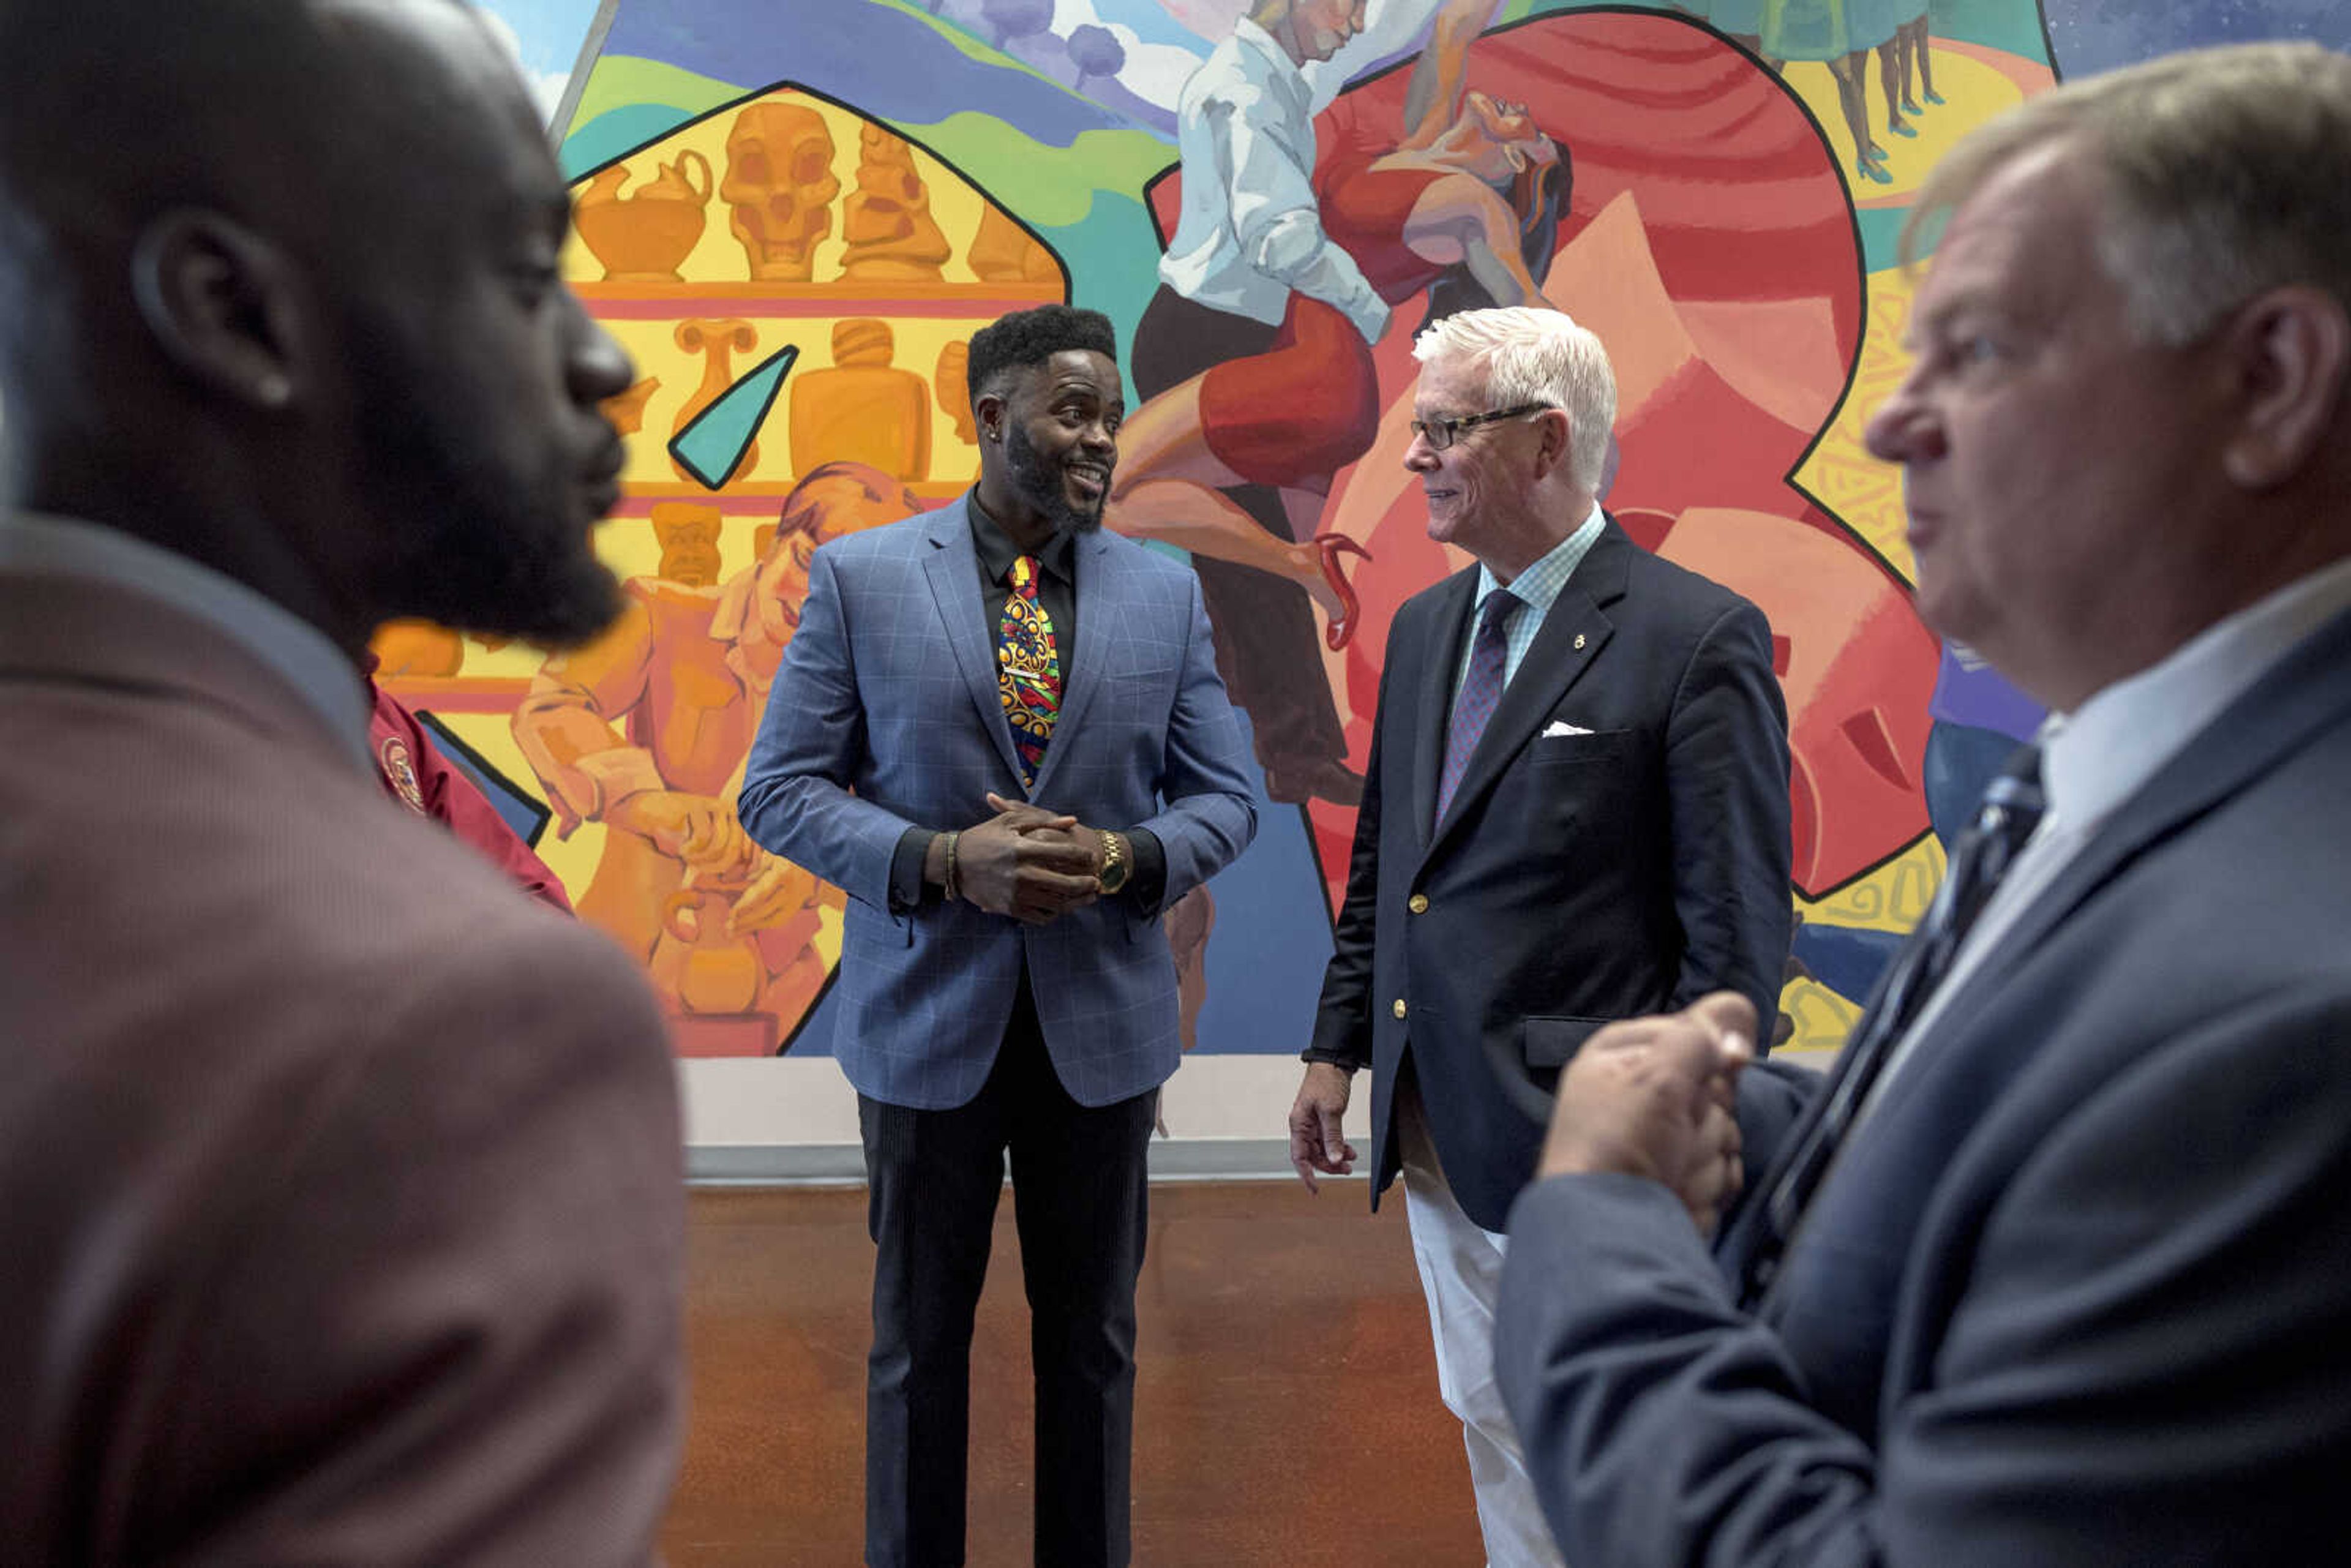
[1032,530,1112,795]
[920,500,1027,786]
[1410,568,1481,850]
[1425,522,1632,857]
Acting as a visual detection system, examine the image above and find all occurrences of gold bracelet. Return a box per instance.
[942,829,961,903]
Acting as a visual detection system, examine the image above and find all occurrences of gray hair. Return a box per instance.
[1903,41,2351,347]
[1412,307,1616,493]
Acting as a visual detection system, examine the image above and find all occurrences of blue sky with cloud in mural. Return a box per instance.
[479,0,608,119]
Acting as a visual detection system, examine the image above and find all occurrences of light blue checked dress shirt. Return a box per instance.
[1450,502,1607,706]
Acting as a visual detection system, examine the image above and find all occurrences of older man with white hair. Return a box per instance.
[1289,305,1792,1564]
[1498,40,2351,1567]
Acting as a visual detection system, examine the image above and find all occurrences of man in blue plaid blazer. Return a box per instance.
[740,304,1255,1567]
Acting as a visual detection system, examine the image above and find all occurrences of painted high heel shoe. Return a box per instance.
[1313,533,1371,651]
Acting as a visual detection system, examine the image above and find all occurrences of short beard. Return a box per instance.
[1003,419,1104,538]
[345,315,626,649]
[389,523,625,650]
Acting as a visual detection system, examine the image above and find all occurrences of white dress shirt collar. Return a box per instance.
[2041,552,2351,838]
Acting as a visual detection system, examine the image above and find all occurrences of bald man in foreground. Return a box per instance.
[0,3,684,1562]
[1498,42,2351,1566]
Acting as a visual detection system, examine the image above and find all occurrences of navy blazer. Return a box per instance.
[1310,517,1793,1232]
[739,496,1256,1109]
[1496,604,2351,1566]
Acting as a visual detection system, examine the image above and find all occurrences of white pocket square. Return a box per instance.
[1541,720,1594,738]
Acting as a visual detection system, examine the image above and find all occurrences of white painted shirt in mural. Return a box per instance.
[1859,549,2351,1120]
[1157,17,1389,342]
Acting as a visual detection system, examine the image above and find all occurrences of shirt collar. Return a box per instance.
[968,493,1076,588]
[2041,552,2351,833]
[1473,501,1605,615]
[0,511,372,770]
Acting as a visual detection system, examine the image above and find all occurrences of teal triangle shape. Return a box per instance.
[669,343,799,490]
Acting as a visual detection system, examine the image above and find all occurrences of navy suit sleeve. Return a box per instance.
[1496,985,2351,1567]
[1307,633,1397,1070]
[1665,599,1791,1029]
[1730,1054,1820,1209]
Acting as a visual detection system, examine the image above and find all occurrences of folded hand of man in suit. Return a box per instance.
[956,793,1101,925]
[1538,994,1753,1236]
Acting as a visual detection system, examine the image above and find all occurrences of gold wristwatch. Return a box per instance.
[1096,829,1131,895]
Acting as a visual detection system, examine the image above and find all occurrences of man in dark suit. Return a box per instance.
[739,304,1256,1568]
[1288,305,1791,1563]
[0,3,685,1564]
[1495,42,2351,1567]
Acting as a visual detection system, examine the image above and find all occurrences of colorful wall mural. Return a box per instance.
[375,0,2346,1142]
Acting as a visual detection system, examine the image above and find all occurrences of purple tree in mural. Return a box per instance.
[1067,23,1126,94]
[980,0,1052,52]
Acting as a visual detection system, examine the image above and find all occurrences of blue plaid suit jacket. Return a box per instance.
[739,495,1256,1109]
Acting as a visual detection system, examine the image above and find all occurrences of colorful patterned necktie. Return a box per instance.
[1437,589,1520,823]
[1736,743,2046,1304]
[997,553,1062,786]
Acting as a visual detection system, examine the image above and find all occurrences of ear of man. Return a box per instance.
[129,209,311,415]
[2218,285,2351,492]
[974,373,1018,445]
[1532,404,1575,482]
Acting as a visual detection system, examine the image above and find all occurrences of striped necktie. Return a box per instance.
[1438,589,1520,823]
[1737,743,2046,1303]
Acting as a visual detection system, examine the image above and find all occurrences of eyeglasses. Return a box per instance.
[1409,402,1550,452]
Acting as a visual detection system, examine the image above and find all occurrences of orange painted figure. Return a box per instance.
[512,462,921,1048]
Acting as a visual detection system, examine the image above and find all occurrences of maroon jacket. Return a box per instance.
[364,655,573,913]
[1,570,684,1566]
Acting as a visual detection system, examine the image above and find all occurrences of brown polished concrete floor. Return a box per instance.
[664,1181,1488,1567]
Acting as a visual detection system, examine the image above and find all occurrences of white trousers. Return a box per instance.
[1397,1084,1569,1568]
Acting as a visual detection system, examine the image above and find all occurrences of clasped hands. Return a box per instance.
[940,792,1109,926]
[1540,992,1755,1237]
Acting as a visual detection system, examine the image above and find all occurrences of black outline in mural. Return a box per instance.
[416,710,557,848]
[565,77,1074,291]
[669,342,802,489]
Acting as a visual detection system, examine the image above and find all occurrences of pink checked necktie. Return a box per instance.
[1437,589,1519,823]
[997,553,1062,786]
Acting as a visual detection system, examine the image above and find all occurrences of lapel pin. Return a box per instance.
[1573,633,1586,650]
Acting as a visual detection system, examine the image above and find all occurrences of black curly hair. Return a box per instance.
[966,303,1117,406]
